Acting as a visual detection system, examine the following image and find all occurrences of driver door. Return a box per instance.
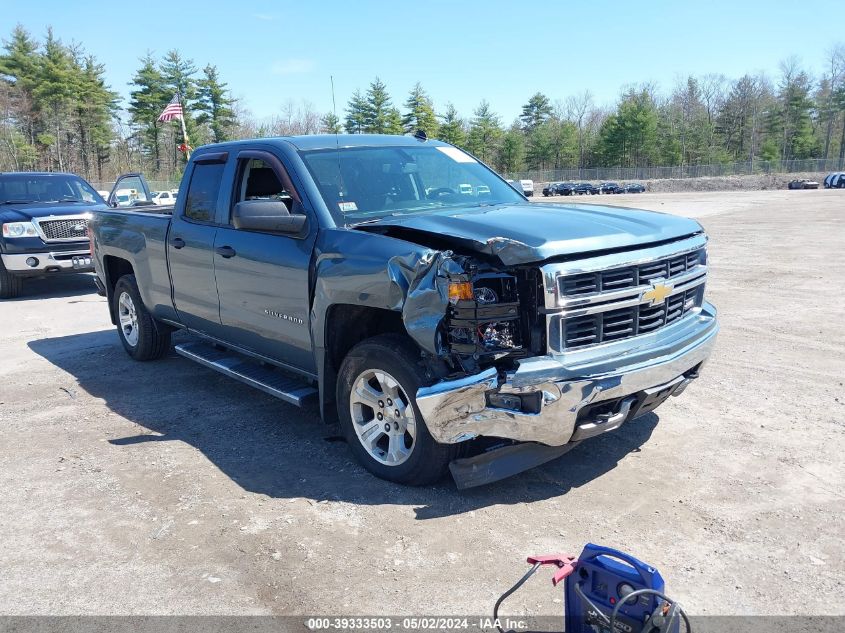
[212,151,318,373]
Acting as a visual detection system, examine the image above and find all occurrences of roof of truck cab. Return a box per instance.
[201,134,450,153]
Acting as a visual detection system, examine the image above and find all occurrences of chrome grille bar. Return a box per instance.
[541,234,709,353]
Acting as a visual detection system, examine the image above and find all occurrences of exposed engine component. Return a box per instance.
[446,270,523,358]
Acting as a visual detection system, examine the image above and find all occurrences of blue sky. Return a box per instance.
[3,0,843,123]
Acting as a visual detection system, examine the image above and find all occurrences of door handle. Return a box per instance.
[171,237,185,249]
[215,245,236,258]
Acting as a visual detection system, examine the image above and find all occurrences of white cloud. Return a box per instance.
[270,59,316,75]
[252,13,277,21]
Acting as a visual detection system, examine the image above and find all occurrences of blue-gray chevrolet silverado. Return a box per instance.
[90,135,718,488]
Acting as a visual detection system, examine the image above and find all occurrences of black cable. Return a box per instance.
[492,562,541,633]
[609,588,692,633]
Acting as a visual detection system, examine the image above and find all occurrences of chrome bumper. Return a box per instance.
[1,251,93,273]
[417,302,718,446]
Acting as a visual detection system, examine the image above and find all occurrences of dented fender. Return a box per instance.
[310,228,463,355]
[310,228,465,417]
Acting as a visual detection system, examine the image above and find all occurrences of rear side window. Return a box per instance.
[184,163,224,222]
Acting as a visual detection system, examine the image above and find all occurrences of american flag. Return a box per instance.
[157,95,183,122]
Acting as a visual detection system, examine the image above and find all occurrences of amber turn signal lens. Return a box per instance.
[448,281,474,303]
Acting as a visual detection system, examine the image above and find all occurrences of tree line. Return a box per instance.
[1,23,844,183]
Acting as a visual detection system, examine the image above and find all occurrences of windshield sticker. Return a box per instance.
[435,146,477,163]
[338,201,358,212]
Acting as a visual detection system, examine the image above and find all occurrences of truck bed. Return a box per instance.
[91,205,175,323]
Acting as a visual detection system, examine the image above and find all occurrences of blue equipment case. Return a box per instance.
[564,543,674,633]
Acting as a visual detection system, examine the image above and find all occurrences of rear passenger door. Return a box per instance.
[212,150,318,373]
[168,156,227,336]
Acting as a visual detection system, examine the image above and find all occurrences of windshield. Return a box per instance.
[299,144,525,224]
[0,174,104,205]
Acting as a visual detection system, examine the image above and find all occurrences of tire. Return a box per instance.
[336,334,459,486]
[112,274,171,361]
[0,259,22,299]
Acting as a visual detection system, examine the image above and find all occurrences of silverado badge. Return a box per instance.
[641,280,673,306]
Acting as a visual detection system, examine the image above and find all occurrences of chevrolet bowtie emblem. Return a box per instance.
[641,281,673,306]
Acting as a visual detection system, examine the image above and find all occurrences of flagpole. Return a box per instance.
[178,94,191,160]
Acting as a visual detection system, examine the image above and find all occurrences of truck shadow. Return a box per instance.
[10,273,98,300]
[29,330,658,520]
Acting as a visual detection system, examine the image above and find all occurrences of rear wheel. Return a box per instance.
[113,274,171,360]
[0,259,22,299]
[336,334,459,485]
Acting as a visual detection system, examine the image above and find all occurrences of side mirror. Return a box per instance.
[233,199,307,234]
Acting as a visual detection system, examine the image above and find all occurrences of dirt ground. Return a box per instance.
[0,190,842,620]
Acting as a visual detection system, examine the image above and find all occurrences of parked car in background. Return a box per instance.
[823,173,845,188]
[0,171,107,298]
[599,182,620,194]
[788,179,819,190]
[557,182,577,196]
[151,190,177,205]
[574,182,598,195]
[624,183,646,193]
[542,182,560,196]
[517,179,534,197]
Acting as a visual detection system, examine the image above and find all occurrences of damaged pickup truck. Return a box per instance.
[90,135,718,488]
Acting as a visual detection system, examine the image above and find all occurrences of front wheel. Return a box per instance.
[336,334,459,485]
[0,259,22,299]
[113,274,171,360]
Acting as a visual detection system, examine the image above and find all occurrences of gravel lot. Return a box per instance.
[1,190,842,619]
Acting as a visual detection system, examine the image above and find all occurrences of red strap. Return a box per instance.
[527,554,578,586]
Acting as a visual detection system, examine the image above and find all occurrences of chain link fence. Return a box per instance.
[504,158,845,183]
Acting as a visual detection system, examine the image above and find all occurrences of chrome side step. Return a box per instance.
[174,340,318,407]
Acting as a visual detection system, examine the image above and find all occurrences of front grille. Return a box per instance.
[562,288,699,348]
[560,250,703,297]
[38,217,89,241]
[545,243,708,353]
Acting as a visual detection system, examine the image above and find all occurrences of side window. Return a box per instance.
[184,163,224,222]
[232,158,296,221]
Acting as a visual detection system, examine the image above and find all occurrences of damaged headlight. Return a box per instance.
[446,272,523,357]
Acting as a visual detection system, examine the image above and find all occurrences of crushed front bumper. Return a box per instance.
[417,302,718,447]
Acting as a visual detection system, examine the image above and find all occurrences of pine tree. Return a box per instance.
[362,77,396,133]
[321,111,342,134]
[195,64,236,143]
[466,100,502,163]
[128,54,168,171]
[0,26,41,166]
[402,82,438,137]
[437,103,466,147]
[385,107,403,135]
[73,53,118,179]
[496,123,526,173]
[160,49,198,161]
[520,92,553,131]
[33,28,75,170]
[345,89,367,133]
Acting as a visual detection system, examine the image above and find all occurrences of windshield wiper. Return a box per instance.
[1,200,37,205]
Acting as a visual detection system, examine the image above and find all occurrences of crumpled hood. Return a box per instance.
[360,203,703,265]
[0,201,106,223]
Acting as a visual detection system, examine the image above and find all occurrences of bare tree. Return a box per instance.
[565,90,594,170]
[821,44,845,158]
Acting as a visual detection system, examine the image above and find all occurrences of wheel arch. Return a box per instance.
[102,255,135,324]
[318,304,410,422]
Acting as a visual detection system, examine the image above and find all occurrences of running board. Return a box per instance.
[174,341,318,407]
